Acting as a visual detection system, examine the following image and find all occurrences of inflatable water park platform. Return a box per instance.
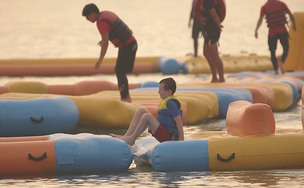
[0,54,273,76]
[0,99,304,176]
[0,72,302,132]
[0,50,302,75]
[0,133,132,176]
[0,12,303,76]
[0,11,303,176]
[133,100,304,172]
[0,74,302,175]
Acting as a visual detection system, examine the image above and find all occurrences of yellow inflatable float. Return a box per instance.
[285,12,304,71]
[0,80,140,96]
[0,90,218,127]
[88,90,219,125]
[133,101,304,172]
[0,54,275,76]
[180,54,273,74]
[180,81,294,111]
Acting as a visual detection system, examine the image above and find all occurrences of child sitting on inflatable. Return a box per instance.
[111,77,184,146]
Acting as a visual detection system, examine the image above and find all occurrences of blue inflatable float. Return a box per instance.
[49,133,133,174]
[0,133,133,175]
[133,132,304,172]
[158,56,189,75]
[0,96,79,136]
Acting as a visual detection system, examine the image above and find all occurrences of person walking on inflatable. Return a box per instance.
[195,0,226,83]
[111,78,184,146]
[82,3,137,102]
[255,0,296,75]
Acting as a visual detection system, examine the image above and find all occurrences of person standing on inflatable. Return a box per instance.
[188,0,200,57]
[82,3,137,102]
[111,77,184,146]
[255,0,296,75]
[195,0,226,83]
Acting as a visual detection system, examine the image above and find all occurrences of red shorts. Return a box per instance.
[148,124,170,143]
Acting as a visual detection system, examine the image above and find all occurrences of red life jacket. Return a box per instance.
[263,3,288,28]
[191,0,199,18]
[195,0,226,26]
[97,11,133,48]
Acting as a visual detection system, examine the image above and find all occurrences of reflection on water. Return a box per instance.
[274,101,303,130]
[2,169,304,187]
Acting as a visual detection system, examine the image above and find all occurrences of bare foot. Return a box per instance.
[110,133,122,138]
[219,78,225,83]
[274,70,278,75]
[210,75,219,83]
[118,136,135,146]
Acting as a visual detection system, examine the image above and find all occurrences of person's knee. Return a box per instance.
[136,108,148,115]
[142,112,154,122]
[203,45,210,55]
[115,69,124,79]
[270,50,276,57]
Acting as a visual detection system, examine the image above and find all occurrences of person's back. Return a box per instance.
[255,0,296,75]
[262,0,289,35]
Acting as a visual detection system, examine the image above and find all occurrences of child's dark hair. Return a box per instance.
[82,3,100,17]
[159,77,177,94]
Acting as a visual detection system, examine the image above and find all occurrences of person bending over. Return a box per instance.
[82,3,137,102]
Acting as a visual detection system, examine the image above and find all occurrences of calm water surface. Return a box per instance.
[0,0,304,187]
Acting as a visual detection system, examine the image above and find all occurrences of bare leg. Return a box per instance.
[124,108,149,136]
[204,44,219,83]
[211,44,225,82]
[204,43,225,83]
[118,113,160,146]
[110,108,149,138]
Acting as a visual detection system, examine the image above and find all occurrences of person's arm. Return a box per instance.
[189,5,194,28]
[174,115,184,141]
[95,32,109,69]
[167,100,185,141]
[255,15,264,39]
[288,12,297,31]
[209,8,222,30]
